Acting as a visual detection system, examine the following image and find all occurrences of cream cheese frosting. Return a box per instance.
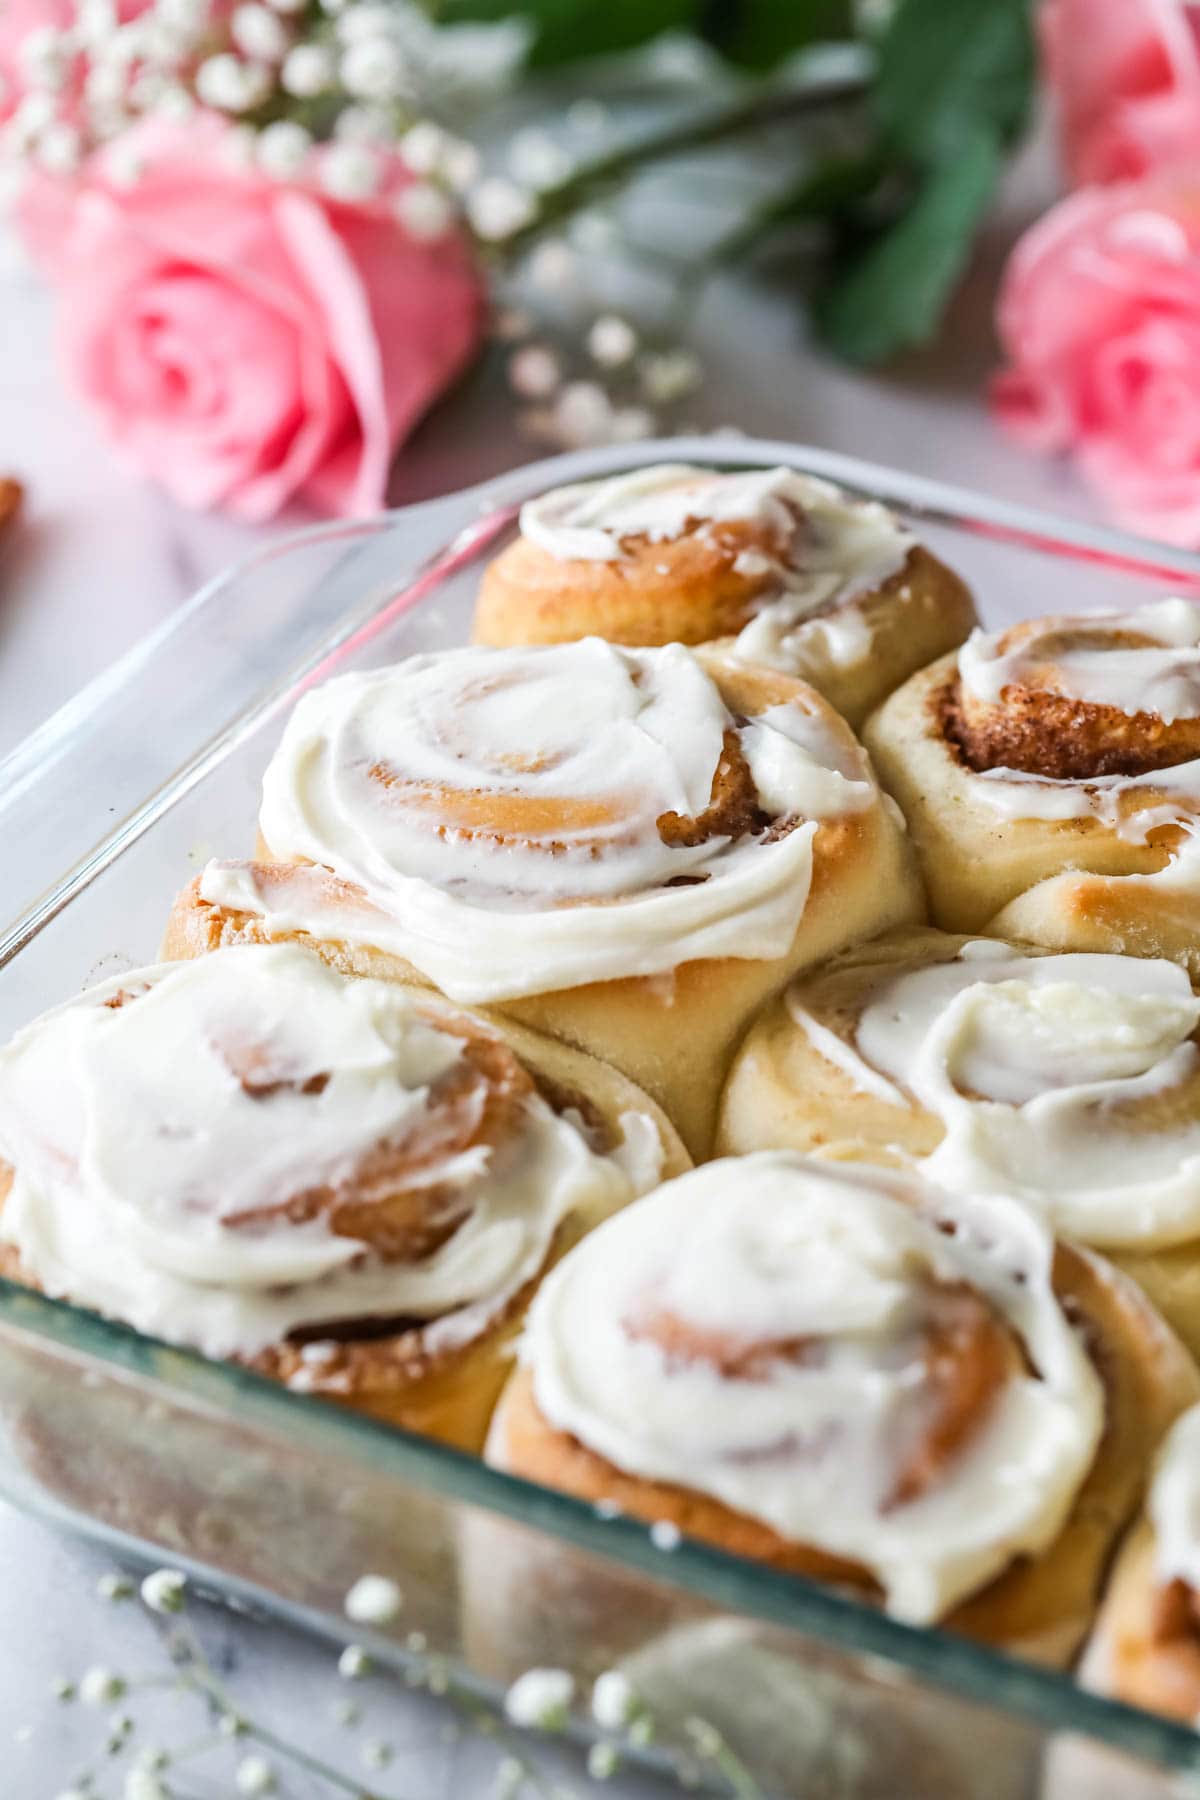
[1150,1403,1200,1591]
[955,601,1200,837]
[204,639,876,1003]
[523,1153,1103,1625]
[959,599,1200,721]
[0,945,656,1358]
[518,463,915,676]
[801,942,1200,1248]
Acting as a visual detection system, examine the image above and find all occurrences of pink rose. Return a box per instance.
[992,175,1200,544]
[17,116,484,520]
[1042,0,1200,184]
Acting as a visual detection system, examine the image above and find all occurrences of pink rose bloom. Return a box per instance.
[992,175,1200,544]
[1042,0,1200,184]
[17,116,484,520]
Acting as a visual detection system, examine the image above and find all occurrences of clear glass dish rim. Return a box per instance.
[5,435,1200,1776]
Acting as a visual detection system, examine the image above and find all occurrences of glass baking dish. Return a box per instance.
[4,438,1200,1799]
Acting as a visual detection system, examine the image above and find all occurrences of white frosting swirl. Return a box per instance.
[1151,1404,1200,1591]
[955,601,1200,837]
[0,945,654,1358]
[209,640,875,1003]
[524,1154,1103,1624]
[519,463,914,676]
[960,599,1200,721]
[819,944,1200,1247]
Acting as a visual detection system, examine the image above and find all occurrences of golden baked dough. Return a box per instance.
[488,1166,1199,1667]
[474,463,975,728]
[862,604,1200,973]
[717,925,1200,1361]
[174,646,923,1158]
[0,955,687,1454]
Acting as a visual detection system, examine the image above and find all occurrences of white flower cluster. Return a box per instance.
[0,0,525,239]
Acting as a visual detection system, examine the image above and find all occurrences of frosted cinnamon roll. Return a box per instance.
[1081,1403,1200,1721]
[863,599,1200,971]
[173,639,921,1155]
[472,464,976,727]
[487,1154,1198,1663]
[718,926,1200,1358]
[0,944,685,1450]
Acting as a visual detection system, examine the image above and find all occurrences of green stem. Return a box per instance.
[498,66,871,257]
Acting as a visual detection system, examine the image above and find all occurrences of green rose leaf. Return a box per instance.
[874,0,1034,161]
[438,0,697,66]
[813,123,1000,364]
[700,0,856,69]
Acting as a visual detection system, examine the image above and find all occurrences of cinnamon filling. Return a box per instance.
[656,726,772,847]
[1150,1576,1200,1648]
[223,1026,535,1262]
[943,624,1200,780]
[625,1277,1021,1511]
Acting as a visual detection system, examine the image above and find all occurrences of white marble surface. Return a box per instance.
[0,128,1121,1800]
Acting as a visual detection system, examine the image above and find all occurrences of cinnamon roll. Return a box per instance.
[718,926,1200,1358]
[486,1154,1198,1664]
[472,464,976,727]
[863,599,1200,972]
[0,943,685,1450]
[1080,1403,1200,1721]
[171,639,922,1156]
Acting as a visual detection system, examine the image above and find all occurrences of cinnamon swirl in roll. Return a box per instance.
[718,926,1200,1358]
[487,1154,1198,1663]
[863,599,1200,971]
[171,639,921,1156]
[1081,1403,1200,1721]
[0,944,685,1450]
[472,464,976,727]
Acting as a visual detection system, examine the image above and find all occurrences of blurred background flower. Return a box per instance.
[993,0,1200,544]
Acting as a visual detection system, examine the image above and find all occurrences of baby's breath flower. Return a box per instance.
[20,27,72,93]
[528,239,575,292]
[80,1667,126,1707]
[333,103,392,143]
[235,1755,276,1795]
[195,53,271,113]
[587,1742,619,1781]
[265,0,307,12]
[321,140,380,199]
[123,1773,167,1800]
[467,175,534,242]
[218,1712,249,1738]
[394,181,453,240]
[507,344,561,399]
[336,4,396,44]
[338,1644,371,1679]
[400,119,446,175]
[155,0,210,31]
[51,1677,75,1701]
[361,1737,392,1770]
[232,3,291,62]
[639,349,701,404]
[587,314,637,368]
[508,128,571,192]
[256,118,312,179]
[441,138,480,191]
[650,1519,682,1551]
[140,1569,186,1615]
[590,1670,638,1730]
[281,41,335,96]
[77,0,118,42]
[341,36,406,101]
[97,1573,134,1602]
[344,1574,403,1626]
[503,1667,575,1731]
[610,405,656,442]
